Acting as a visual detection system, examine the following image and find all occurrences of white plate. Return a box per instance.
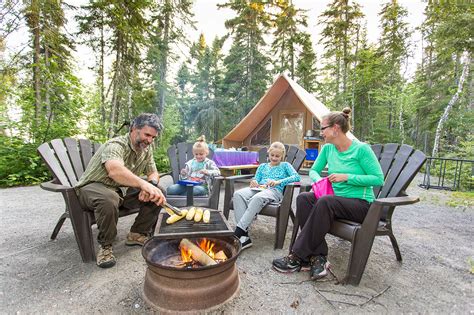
[251,187,266,191]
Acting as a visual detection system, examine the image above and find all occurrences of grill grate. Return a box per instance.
[155,209,234,239]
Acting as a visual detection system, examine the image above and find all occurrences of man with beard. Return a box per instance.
[75,113,166,268]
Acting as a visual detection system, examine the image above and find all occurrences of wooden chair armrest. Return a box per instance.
[300,183,312,192]
[372,195,420,207]
[40,180,74,193]
[359,195,420,240]
[224,174,255,182]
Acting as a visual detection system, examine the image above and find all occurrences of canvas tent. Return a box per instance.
[222,73,354,149]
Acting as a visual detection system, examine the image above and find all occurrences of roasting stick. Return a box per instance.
[180,238,217,266]
[163,202,182,216]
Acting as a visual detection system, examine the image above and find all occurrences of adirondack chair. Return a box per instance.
[163,142,223,209]
[223,145,306,249]
[37,138,143,263]
[289,143,427,285]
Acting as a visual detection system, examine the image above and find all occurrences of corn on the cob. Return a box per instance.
[203,209,211,223]
[166,209,188,224]
[186,207,196,220]
[194,208,203,222]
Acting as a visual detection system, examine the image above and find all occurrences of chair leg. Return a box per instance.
[343,230,376,286]
[289,216,299,252]
[66,194,96,262]
[50,212,69,240]
[71,212,96,262]
[274,215,285,249]
[387,232,402,261]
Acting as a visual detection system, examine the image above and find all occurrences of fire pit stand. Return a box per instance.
[142,209,241,312]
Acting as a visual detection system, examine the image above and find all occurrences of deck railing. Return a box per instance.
[419,157,473,191]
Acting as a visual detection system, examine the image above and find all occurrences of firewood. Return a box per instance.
[179,238,217,266]
[214,250,227,261]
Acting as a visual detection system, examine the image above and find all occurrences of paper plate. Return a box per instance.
[177,180,203,186]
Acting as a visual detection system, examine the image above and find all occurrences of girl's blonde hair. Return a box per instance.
[268,141,286,158]
[193,135,209,153]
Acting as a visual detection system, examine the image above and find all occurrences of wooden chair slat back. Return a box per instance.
[50,139,79,186]
[64,137,84,180]
[38,138,104,187]
[378,143,399,177]
[167,145,179,182]
[37,142,72,187]
[371,144,383,160]
[93,142,101,154]
[179,143,193,176]
[378,144,414,198]
[288,146,306,171]
[79,139,94,168]
[286,145,298,163]
[258,147,267,163]
[386,149,426,198]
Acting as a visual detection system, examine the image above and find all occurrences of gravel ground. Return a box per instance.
[0,174,473,314]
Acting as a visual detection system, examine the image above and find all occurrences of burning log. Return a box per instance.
[180,238,217,266]
[214,250,227,261]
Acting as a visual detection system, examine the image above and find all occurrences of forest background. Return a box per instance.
[0,0,472,188]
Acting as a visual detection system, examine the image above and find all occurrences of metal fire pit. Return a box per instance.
[142,235,241,312]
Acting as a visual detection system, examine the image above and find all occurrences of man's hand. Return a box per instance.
[249,180,258,188]
[139,181,166,206]
[327,173,348,183]
[198,169,209,175]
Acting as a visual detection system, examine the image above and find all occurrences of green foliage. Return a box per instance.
[153,102,182,173]
[447,191,474,209]
[0,135,49,187]
[1,0,473,190]
[220,0,272,128]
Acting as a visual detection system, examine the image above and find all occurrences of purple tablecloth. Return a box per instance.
[212,150,259,167]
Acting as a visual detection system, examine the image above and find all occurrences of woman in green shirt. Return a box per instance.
[272,107,384,280]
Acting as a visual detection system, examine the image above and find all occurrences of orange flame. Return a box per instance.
[180,247,193,263]
[198,238,216,259]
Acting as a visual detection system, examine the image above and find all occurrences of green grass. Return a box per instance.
[447,191,474,209]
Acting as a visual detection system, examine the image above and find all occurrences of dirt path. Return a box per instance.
[0,175,472,313]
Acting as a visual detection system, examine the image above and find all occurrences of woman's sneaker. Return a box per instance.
[239,236,253,250]
[310,255,330,280]
[272,253,303,273]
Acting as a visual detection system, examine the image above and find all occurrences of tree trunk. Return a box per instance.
[350,25,360,131]
[156,0,170,120]
[44,45,51,118]
[432,51,470,157]
[109,34,122,138]
[28,0,41,123]
[100,16,106,124]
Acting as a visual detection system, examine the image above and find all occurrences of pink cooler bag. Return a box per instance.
[311,177,334,199]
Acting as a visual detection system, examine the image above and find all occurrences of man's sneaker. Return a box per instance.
[310,255,330,280]
[96,244,116,268]
[239,236,253,250]
[125,232,150,246]
[272,253,303,273]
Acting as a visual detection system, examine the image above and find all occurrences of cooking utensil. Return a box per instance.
[163,202,183,216]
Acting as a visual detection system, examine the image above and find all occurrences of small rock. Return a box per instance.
[290,299,299,309]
